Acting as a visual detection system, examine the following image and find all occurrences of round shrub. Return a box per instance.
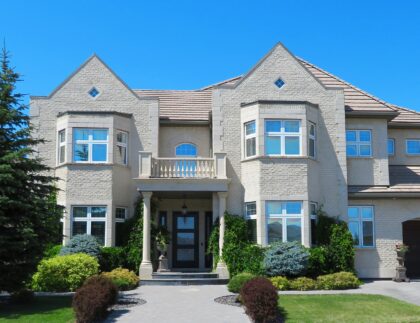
[270,276,290,291]
[289,277,317,291]
[99,247,126,272]
[102,268,139,291]
[227,272,256,293]
[264,241,309,277]
[316,272,361,290]
[73,275,118,323]
[31,253,99,292]
[240,277,278,323]
[60,234,101,258]
[307,246,328,278]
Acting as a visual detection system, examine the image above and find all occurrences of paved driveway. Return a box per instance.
[106,285,250,323]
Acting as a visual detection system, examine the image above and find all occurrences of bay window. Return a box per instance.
[58,129,66,164]
[73,128,108,163]
[308,122,316,158]
[265,120,301,156]
[266,201,302,244]
[346,130,372,157]
[116,131,128,165]
[244,121,256,157]
[347,206,374,247]
[72,206,107,245]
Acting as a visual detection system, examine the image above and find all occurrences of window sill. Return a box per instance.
[55,162,129,169]
[355,246,376,250]
[347,156,373,159]
[241,155,310,162]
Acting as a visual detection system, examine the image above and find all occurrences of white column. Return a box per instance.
[215,191,229,278]
[139,191,153,279]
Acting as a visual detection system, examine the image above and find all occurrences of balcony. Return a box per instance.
[139,152,227,179]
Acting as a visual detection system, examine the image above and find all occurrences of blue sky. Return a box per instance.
[1,0,420,110]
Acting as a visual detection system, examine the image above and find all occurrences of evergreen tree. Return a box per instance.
[0,48,62,292]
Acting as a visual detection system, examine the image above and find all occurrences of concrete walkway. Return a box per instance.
[279,280,420,306]
[106,285,250,323]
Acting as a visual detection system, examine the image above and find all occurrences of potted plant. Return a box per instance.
[156,226,171,272]
[396,243,409,258]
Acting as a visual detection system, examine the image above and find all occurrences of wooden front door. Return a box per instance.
[403,220,420,278]
[172,212,199,268]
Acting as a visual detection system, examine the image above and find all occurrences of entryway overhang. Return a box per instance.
[135,178,230,193]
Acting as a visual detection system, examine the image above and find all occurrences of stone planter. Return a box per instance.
[393,250,410,282]
[157,244,169,272]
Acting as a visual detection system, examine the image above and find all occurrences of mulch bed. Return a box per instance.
[111,295,147,310]
[214,294,242,307]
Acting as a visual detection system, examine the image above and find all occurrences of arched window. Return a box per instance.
[176,143,197,157]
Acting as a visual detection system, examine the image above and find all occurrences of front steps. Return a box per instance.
[141,272,229,286]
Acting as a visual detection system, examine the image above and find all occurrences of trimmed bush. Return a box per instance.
[316,272,361,290]
[60,234,101,258]
[240,277,278,323]
[270,276,290,291]
[102,268,139,291]
[99,247,126,272]
[73,275,118,323]
[43,244,62,259]
[228,272,256,293]
[31,253,99,292]
[264,241,309,277]
[326,224,355,274]
[307,246,328,277]
[289,277,317,291]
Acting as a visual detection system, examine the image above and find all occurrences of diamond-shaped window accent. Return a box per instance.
[88,87,100,98]
[274,78,285,89]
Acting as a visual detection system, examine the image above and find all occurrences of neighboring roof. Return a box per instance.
[388,105,420,127]
[134,89,212,121]
[299,58,397,114]
[348,166,420,197]
[201,76,242,90]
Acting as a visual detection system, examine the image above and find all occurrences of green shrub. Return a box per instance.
[59,234,101,258]
[325,224,355,273]
[289,277,317,291]
[43,244,62,259]
[102,268,139,291]
[314,209,338,245]
[264,241,309,277]
[31,253,99,292]
[73,275,118,323]
[99,247,126,272]
[316,272,361,290]
[307,246,328,277]
[208,214,265,277]
[270,276,290,291]
[228,272,256,293]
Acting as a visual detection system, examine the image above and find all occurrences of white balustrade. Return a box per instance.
[151,157,215,178]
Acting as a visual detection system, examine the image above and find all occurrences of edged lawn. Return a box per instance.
[279,294,420,323]
[0,296,74,323]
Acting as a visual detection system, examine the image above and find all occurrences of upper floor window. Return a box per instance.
[116,131,128,165]
[406,139,420,155]
[58,129,66,164]
[388,138,395,156]
[348,206,374,247]
[244,121,256,157]
[73,128,108,163]
[176,143,197,157]
[265,120,301,156]
[308,122,316,158]
[266,201,302,244]
[346,130,371,157]
[72,206,106,245]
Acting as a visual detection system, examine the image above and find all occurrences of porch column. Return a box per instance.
[139,191,153,279]
[215,191,229,278]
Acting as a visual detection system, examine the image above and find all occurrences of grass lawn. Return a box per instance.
[0,296,74,323]
[279,294,420,323]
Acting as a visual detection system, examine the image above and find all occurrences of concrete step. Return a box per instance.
[152,272,218,279]
[141,278,229,286]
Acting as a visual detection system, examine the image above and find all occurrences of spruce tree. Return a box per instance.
[0,48,62,292]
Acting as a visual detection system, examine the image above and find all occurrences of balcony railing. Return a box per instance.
[139,152,227,179]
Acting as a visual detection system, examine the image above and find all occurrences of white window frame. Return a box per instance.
[244,121,257,158]
[116,131,128,165]
[388,138,395,156]
[245,201,257,220]
[347,206,375,248]
[58,129,66,165]
[73,128,109,163]
[115,207,127,223]
[308,122,316,159]
[406,139,420,155]
[346,129,372,158]
[71,206,107,245]
[266,201,303,244]
[264,119,302,156]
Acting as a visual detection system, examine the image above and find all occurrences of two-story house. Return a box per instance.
[30,43,420,280]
